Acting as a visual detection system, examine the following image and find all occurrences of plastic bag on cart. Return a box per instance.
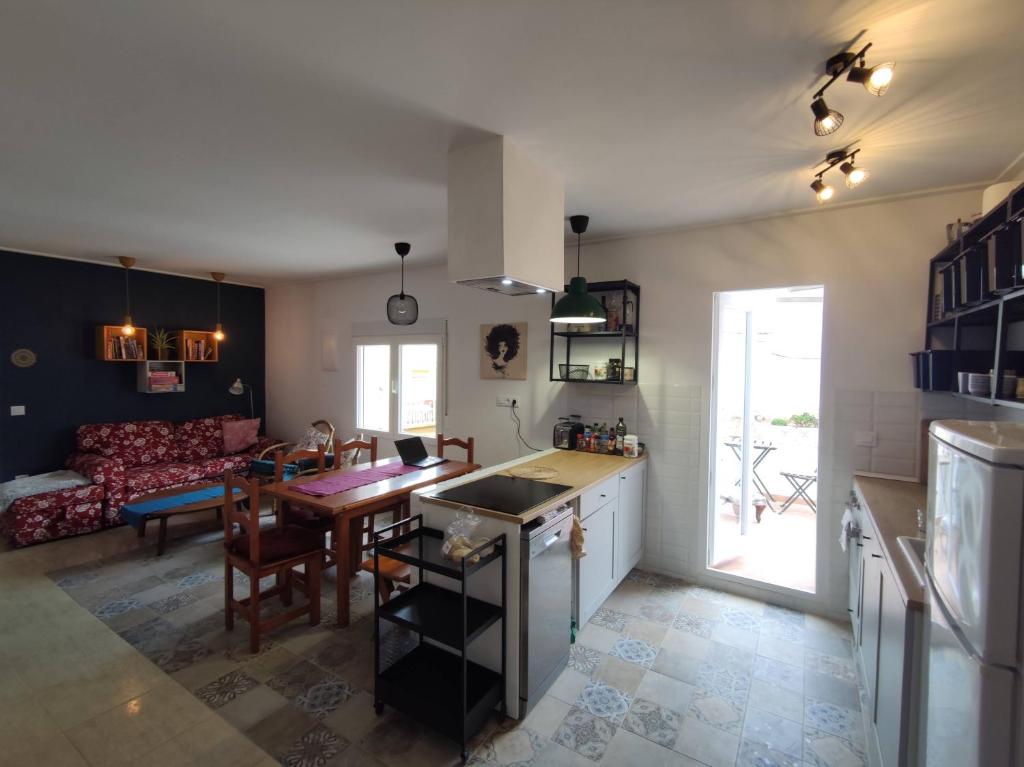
[441,508,489,565]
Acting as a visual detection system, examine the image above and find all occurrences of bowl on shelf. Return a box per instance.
[558,364,590,381]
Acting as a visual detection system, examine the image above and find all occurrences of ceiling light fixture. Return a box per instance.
[118,256,137,336]
[811,148,869,202]
[387,242,418,325]
[211,272,226,341]
[811,97,844,137]
[810,41,895,135]
[550,215,606,325]
[810,178,834,204]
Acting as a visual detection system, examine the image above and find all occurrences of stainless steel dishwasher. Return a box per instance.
[520,503,574,715]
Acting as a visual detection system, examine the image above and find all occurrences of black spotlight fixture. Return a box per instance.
[811,97,844,137]
[809,148,870,203]
[810,41,895,135]
[386,242,418,325]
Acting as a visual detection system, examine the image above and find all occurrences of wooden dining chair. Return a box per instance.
[273,444,328,526]
[222,471,323,653]
[437,433,475,464]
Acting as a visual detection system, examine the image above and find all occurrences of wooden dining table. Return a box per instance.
[262,456,479,626]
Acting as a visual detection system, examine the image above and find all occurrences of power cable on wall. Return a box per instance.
[511,400,542,453]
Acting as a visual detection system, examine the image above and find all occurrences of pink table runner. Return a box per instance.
[291,463,420,497]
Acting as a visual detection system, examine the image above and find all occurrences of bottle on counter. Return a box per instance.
[615,417,626,455]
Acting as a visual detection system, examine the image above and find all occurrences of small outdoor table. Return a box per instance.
[724,441,778,512]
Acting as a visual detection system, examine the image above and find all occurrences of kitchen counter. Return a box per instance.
[853,475,927,611]
[420,448,647,523]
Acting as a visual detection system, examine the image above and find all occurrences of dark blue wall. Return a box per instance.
[0,251,265,479]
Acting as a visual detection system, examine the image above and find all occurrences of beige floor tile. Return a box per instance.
[171,654,243,692]
[576,623,620,654]
[321,689,381,742]
[747,677,804,723]
[593,655,646,695]
[660,628,711,660]
[679,595,724,620]
[240,645,300,682]
[161,714,270,767]
[673,715,739,767]
[548,667,590,706]
[709,622,758,652]
[532,740,598,766]
[5,731,89,767]
[603,727,706,767]
[519,694,572,740]
[757,634,805,667]
[634,669,697,714]
[601,582,655,615]
[623,616,669,646]
[218,685,290,732]
[65,679,208,765]
[651,648,702,686]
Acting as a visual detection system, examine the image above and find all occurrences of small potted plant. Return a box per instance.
[149,328,176,360]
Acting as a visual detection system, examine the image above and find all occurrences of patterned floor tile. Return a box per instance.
[148,590,199,615]
[94,597,143,619]
[687,690,744,734]
[804,699,865,748]
[552,707,616,761]
[672,611,713,639]
[621,697,681,747]
[742,707,803,758]
[707,640,755,672]
[176,570,219,589]
[719,608,762,631]
[763,604,805,627]
[468,725,546,766]
[736,738,801,767]
[195,669,259,708]
[802,726,867,767]
[574,680,632,725]
[636,601,677,626]
[804,669,860,712]
[568,644,603,675]
[609,637,658,668]
[278,722,349,767]
[696,661,752,702]
[804,630,852,660]
[268,659,337,702]
[52,570,101,588]
[760,618,805,644]
[675,715,740,767]
[747,678,804,724]
[590,607,629,632]
[804,650,857,684]
[752,655,803,694]
[710,622,758,652]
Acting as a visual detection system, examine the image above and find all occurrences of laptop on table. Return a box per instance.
[394,437,448,469]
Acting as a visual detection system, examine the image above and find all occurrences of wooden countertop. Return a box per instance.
[853,475,927,611]
[420,450,647,524]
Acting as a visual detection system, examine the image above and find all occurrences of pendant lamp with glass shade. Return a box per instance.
[118,256,137,336]
[550,215,606,325]
[211,272,226,341]
[387,242,418,325]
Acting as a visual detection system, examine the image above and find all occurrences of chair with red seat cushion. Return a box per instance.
[222,471,322,653]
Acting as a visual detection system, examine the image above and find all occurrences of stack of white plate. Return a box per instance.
[968,373,990,397]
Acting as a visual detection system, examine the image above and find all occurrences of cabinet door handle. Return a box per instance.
[855,543,863,548]
[862,535,872,540]
[581,527,588,532]
[870,553,883,559]
[600,494,607,498]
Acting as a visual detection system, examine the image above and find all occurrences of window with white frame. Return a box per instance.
[355,334,443,440]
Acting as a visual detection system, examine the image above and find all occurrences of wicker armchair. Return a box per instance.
[257,419,336,462]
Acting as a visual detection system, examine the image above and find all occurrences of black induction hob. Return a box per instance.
[429,474,573,515]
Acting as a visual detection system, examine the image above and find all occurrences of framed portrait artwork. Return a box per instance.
[480,322,527,379]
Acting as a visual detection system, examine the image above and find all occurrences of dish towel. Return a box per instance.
[571,515,587,559]
[291,464,419,497]
[839,507,856,552]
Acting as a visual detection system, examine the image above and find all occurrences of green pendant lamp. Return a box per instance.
[551,214,606,325]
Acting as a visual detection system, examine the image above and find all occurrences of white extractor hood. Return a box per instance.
[447,136,565,296]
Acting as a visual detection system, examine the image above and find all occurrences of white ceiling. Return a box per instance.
[1,0,1021,282]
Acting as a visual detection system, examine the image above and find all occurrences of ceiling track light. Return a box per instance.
[810,41,895,135]
[810,148,870,202]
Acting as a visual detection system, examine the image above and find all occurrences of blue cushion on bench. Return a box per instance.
[122,486,243,530]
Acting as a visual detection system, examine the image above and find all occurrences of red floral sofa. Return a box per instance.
[1,415,276,547]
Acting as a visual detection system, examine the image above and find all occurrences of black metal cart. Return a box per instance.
[371,515,506,763]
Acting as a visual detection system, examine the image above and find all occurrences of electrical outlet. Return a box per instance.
[10,405,25,416]
[496,397,513,408]
[855,430,877,448]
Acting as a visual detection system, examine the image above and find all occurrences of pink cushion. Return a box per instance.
[223,418,261,455]
[75,420,177,468]
[174,415,243,461]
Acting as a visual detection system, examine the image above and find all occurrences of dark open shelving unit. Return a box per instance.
[916,181,1024,406]
[372,517,506,763]
[549,279,640,384]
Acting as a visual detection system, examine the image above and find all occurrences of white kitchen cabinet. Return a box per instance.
[579,499,616,626]
[874,558,908,767]
[615,462,645,577]
[858,536,883,706]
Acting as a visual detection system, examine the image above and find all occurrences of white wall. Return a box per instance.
[266,185,985,617]
[265,266,566,469]
[562,186,985,616]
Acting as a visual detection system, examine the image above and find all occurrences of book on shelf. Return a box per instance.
[107,334,143,360]
[184,337,210,361]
